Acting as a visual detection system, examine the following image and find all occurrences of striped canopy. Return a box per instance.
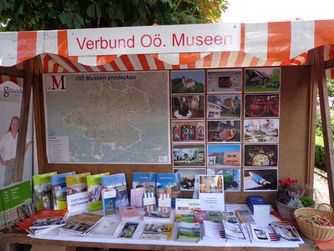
[0,19,334,83]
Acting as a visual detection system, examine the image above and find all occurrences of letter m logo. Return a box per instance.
[46,75,66,92]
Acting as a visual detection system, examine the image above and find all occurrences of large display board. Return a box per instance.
[43,72,170,164]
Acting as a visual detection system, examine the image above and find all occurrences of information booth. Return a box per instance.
[1,20,334,251]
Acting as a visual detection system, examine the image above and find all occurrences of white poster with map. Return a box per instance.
[43,72,170,164]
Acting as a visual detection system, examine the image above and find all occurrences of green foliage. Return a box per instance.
[0,0,228,30]
[268,73,280,87]
[315,144,326,171]
[328,79,334,97]
[315,112,323,136]
[315,110,334,137]
[171,78,204,93]
[300,196,315,207]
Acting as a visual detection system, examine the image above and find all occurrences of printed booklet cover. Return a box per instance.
[87,172,109,211]
[51,172,76,210]
[117,222,140,239]
[156,173,181,208]
[176,222,201,242]
[66,172,91,195]
[198,175,225,211]
[2,180,34,229]
[140,223,174,241]
[89,216,120,237]
[59,212,103,236]
[33,172,57,210]
[132,172,156,193]
[101,173,129,209]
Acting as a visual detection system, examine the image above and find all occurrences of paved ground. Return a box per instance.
[313,167,330,205]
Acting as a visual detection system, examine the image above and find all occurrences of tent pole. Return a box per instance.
[306,65,317,187]
[310,47,334,207]
[15,58,34,181]
[32,55,47,174]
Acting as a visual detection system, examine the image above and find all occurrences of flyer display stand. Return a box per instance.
[0,20,334,250]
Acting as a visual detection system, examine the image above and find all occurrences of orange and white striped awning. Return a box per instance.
[0,20,334,77]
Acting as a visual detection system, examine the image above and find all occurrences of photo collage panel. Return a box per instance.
[243,68,280,191]
[170,68,281,192]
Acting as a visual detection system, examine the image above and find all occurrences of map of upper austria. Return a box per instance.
[43,72,170,164]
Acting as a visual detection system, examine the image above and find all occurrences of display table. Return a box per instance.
[0,205,317,251]
[0,231,317,251]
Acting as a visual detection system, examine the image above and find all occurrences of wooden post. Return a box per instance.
[306,65,316,187]
[32,55,48,174]
[15,59,34,181]
[310,47,334,206]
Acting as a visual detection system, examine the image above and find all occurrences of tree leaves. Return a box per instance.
[87,1,102,20]
[0,0,229,31]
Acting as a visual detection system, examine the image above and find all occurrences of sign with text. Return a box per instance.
[67,23,240,56]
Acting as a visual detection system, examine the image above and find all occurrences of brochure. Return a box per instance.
[130,188,145,208]
[176,222,201,242]
[118,206,143,221]
[102,187,117,216]
[59,212,103,236]
[101,173,129,209]
[175,198,200,222]
[193,210,209,223]
[86,172,109,211]
[1,180,35,229]
[269,222,302,242]
[143,192,157,218]
[140,223,174,241]
[66,172,91,195]
[223,221,247,240]
[222,211,238,224]
[198,175,225,211]
[117,222,140,238]
[51,172,76,210]
[89,216,120,237]
[156,173,181,208]
[208,211,223,223]
[202,220,225,241]
[132,172,156,193]
[32,172,57,210]
[16,209,67,235]
[235,210,255,224]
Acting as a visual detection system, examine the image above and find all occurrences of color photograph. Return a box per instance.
[171,70,205,93]
[173,145,205,167]
[172,95,205,119]
[207,168,240,192]
[207,144,241,167]
[207,95,241,119]
[245,67,281,93]
[244,119,279,143]
[243,169,278,191]
[199,175,224,193]
[244,144,278,167]
[245,94,279,118]
[207,69,242,92]
[174,168,206,191]
[207,120,240,142]
[172,120,205,142]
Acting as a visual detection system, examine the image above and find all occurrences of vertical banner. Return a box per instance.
[0,81,33,187]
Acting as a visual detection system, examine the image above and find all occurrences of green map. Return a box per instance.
[43,72,169,164]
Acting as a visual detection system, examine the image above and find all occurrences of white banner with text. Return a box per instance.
[67,23,240,56]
